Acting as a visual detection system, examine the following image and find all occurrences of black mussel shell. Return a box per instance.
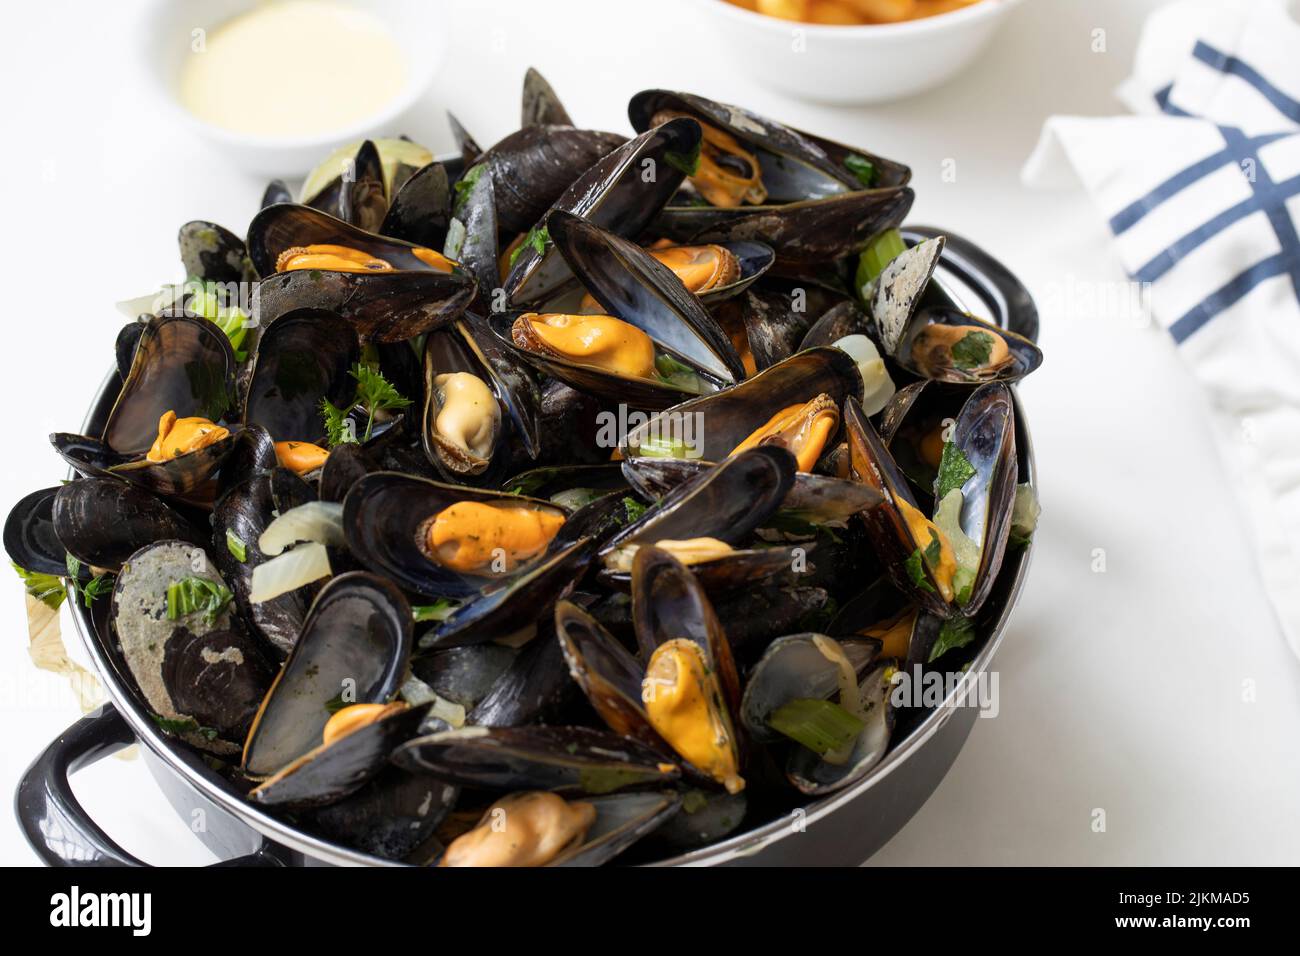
[628,89,910,198]
[552,791,682,866]
[210,468,316,658]
[249,702,430,808]
[393,725,680,795]
[467,632,578,727]
[621,346,862,463]
[161,626,276,742]
[309,766,457,862]
[412,643,517,711]
[871,235,945,356]
[504,118,701,305]
[262,179,293,207]
[102,314,236,456]
[5,487,81,578]
[242,572,413,777]
[522,66,573,127]
[895,308,1043,385]
[420,537,595,649]
[785,659,896,796]
[502,463,628,504]
[343,472,569,600]
[242,308,360,444]
[653,187,914,273]
[217,424,278,495]
[317,442,373,503]
[380,161,451,249]
[444,162,499,301]
[53,478,203,572]
[484,125,627,237]
[801,300,871,351]
[178,220,253,286]
[303,139,388,232]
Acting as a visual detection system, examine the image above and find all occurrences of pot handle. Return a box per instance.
[15,702,285,867]
[902,226,1040,345]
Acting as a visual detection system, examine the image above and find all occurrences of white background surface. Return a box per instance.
[2,0,1297,866]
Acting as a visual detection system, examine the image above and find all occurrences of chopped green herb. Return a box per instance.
[150,714,218,741]
[844,153,877,188]
[928,615,977,663]
[412,599,460,623]
[320,397,357,447]
[855,228,908,301]
[904,547,936,593]
[768,698,864,756]
[165,577,233,625]
[621,496,648,523]
[452,162,485,210]
[510,225,550,266]
[950,330,994,370]
[665,140,702,177]
[637,435,693,459]
[935,441,977,500]
[226,529,248,563]
[352,362,412,441]
[12,563,65,610]
[922,530,942,568]
[64,554,114,608]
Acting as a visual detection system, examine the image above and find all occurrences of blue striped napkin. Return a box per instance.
[1023,0,1300,656]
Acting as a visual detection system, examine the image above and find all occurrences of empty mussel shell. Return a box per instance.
[178,220,254,286]
[785,659,896,796]
[5,487,83,578]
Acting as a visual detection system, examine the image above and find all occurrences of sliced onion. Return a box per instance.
[249,542,331,603]
[400,676,467,729]
[258,502,345,556]
[833,334,895,416]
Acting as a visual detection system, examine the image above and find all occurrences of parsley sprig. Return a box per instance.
[320,362,412,446]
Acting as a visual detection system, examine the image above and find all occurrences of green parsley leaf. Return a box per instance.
[844,154,877,188]
[12,562,65,610]
[950,330,994,370]
[935,441,977,500]
[509,225,550,267]
[928,615,977,663]
[412,599,460,623]
[904,548,936,593]
[320,397,358,447]
[621,496,648,523]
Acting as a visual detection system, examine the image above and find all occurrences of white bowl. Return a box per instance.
[138,0,447,177]
[692,0,1025,105]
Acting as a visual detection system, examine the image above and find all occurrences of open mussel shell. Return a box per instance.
[554,600,660,745]
[178,220,253,285]
[5,487,82,578]
[550,791,682,867]
[413,643,517,711]
[249,702,431,808]
[343,472,568,599]
[107,433,238,498]
[598,447,796,587]
[422,315,542,481]
[242,308,360,446]
[621,346,862,463]
[317,442,373,503]
[248,204,476,343]
[630,546,741,709]
[877,380,972,498]
[629,89,911,199]
[549,210,745,384]
[420,537,595,649]
[53,478,203,572]
[103,313,236,456]
[504,117,702,305]
[739,633,882,744]
[299,139,389,231]
[691,240,774,303]
[482,125,627,237]
[211,468,316,658]
[829,576,940,669]
[621,456,882,527]
[895,307,1043,384]
[503,463,628,505]
[844,397,950,617]
[943,383,1018,616]
[653,187,914,274]
[784,659,896,796]
[393,725,680,795]
[111,540,266,754]
[242,572,413,777]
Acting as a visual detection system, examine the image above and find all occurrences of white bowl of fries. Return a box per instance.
[696,0,1025,104]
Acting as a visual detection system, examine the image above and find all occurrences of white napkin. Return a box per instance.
[1023,0,1300,658]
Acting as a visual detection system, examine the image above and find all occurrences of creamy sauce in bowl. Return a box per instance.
[179,0,408,139]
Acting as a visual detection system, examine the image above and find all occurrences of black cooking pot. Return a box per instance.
[15,227,1038,867]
